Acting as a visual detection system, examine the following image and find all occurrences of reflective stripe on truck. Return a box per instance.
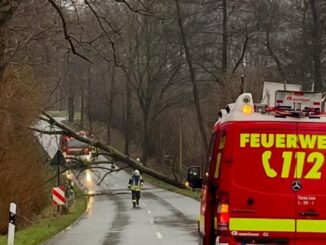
[297,220,326,233]
[230,218,326,233]
[230,218,295,232]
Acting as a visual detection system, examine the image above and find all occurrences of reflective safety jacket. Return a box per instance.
[128,175,144,191]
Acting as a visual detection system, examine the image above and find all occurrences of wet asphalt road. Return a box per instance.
[37,119,200,245]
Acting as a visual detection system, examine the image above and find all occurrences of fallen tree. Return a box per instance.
[35,112,187,189]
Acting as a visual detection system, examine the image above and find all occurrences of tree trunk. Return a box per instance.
[106,66,115,144]
[41,113,187,189]
[67,85,75,123]
[266,30,285,81]
[232,33,251,75]
[140,13,153,165]
[124,72,131,155]
[141,108,150,166]
[175,0,208,153]
[300,5,309,85]
[80,86,85,126]
[59,84,65,111]
[222,0,227,73]
[87,69,93,132]
[308,0,322,90]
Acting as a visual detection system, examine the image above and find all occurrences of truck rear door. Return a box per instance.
[295,123,326,245]
[226,122,297,244]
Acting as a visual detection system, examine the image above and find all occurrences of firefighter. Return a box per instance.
[128,169,144,208]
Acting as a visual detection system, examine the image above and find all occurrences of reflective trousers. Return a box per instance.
[132,190,141,206]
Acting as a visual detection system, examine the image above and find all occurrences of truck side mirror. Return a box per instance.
[187,166,203,189]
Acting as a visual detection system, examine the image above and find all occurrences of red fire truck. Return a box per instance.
[187,88,326,244]
[60,131,93,164]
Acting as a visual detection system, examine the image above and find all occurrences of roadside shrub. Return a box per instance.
[0,65,48,233]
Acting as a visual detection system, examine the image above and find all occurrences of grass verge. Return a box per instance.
[0,188,87,245]
[142,173,201,201]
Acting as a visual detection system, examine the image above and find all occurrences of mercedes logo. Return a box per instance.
[292,180,302,191]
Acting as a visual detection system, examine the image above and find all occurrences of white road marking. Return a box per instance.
[156,232,163,239]
[148,210,152,214]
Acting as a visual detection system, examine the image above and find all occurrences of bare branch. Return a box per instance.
[97,165,130,185]
[84,0,121,66]
[232,29,256,75]
[115,0,153,16]
[47,0,93,64]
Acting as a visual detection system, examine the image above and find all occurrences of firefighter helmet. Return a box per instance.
[133,169,140,176]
